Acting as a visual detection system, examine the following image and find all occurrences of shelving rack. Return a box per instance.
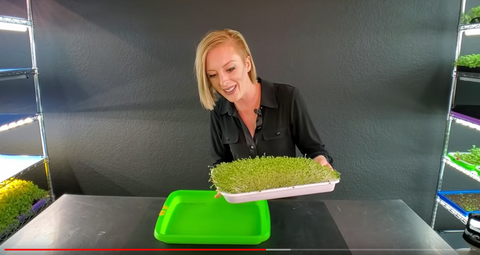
[431,0,480,229]
[0,0,54,243]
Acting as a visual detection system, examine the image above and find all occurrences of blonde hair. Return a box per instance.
[195,28,257,110]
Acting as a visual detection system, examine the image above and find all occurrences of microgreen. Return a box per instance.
[454,145,480,165]
[455,54,480,69]
[446,193,480,212]
[461,5,480,24]
[209,156,341,194]
[0,179,48,235]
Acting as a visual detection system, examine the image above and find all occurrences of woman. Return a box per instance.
[194,28,333,197]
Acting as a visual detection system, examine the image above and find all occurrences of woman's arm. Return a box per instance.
[290,87,333,167]
[210,109,233,167]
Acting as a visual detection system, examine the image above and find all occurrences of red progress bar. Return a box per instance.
[5,248,266,251]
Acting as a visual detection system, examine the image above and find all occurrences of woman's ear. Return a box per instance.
[245,56,252,72]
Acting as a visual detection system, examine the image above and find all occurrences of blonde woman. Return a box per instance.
[195,29,333,197]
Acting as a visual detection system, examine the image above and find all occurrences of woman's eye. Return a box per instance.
[227,66,236,72]
[208,74,217,78]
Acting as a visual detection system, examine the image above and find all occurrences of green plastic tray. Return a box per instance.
[154,190,271,245]
[447,152,478,171]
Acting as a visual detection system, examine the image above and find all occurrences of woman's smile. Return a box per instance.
[223,85,237,95]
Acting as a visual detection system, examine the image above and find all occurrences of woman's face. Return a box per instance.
[205,41,252,103]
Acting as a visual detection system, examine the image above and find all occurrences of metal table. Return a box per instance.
[0,194,458,254]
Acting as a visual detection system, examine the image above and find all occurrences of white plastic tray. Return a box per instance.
[220,180,340,204]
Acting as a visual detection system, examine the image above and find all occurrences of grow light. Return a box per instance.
[0,16,30,32]
[459,77,480,83]
[454,118,480,131]
[465,29,480,36]
[0,154,44,183]
[451,112,480,132]
[0,114,38,132]
[0,23,26,32]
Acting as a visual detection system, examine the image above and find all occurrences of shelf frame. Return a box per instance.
[436,196,467,225]
[431,0,473,229]
[0,5,54,195]
[0,15,31,27]
[0,15,31,32]
[0,0,55,245]
[459,22,480,32]
[0,68,36,82]
[25,0,55,201]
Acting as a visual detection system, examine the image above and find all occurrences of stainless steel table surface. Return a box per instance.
[0,194,458,255]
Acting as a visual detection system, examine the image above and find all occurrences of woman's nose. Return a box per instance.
[219,73,231,86]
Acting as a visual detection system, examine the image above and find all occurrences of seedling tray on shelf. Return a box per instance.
[447,152,479,172]
[438,190,480,217]
[457,66,480,74]
[220,179,340,204]
[154,190,270,245]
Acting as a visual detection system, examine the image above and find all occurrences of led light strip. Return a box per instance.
[0,16,30,32]
[0,23,27,32]
[452,116,480,132]
[437,197,467,225]
[0,115,39,132]
[465,28,480,36]
[456,71,480,81]
[459,77,480,83]
[443,156,480,183]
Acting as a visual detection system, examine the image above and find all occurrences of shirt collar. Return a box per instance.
[218,77,278,115]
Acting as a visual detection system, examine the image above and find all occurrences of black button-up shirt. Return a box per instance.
[209,77,333,167]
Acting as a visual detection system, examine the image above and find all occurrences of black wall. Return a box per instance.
[1,0,479,230]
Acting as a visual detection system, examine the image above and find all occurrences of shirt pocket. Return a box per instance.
[222,132,239,144]
[263,127,288,141]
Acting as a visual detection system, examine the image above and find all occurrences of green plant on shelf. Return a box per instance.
[461,5,480,24]
[454,145,480,165]
[454,54,480,68]
[209,155,341,194]
[0,179,48,235]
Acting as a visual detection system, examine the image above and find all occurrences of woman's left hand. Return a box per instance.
[314,155,333,170]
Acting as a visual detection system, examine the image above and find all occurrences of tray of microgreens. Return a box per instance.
[209,156,341,203]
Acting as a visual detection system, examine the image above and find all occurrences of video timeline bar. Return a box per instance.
[4,248,459,252]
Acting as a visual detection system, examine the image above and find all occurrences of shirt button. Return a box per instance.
[257,126,262,130]
[250,145,255,150]
[276,131,281,136]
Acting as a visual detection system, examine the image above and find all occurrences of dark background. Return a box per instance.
[1,0,480,231]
